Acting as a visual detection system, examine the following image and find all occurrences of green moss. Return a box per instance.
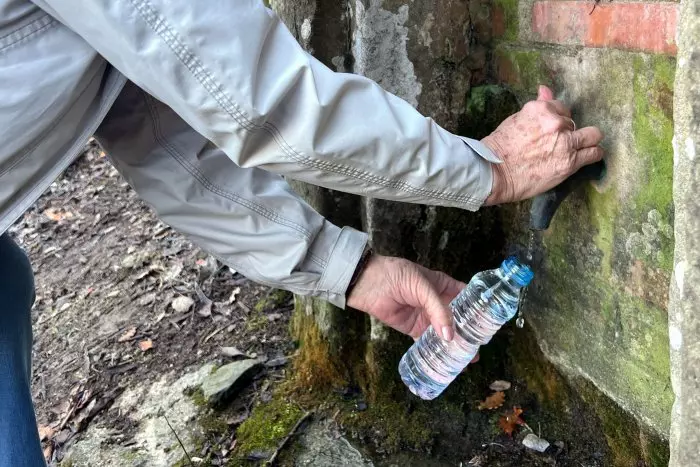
[586,185,618,278]
[288,302,348,392]
[511,326,670,466]
[235,398,304,456]
[187,387,207,408]
[461,85,520,139]
[200,412,229,436]
[576,375,669,467]
[494,0,519,41]
[340,399,434,453]
[631,54,675,271]
[254,289,291,313]
[496,46,552,98]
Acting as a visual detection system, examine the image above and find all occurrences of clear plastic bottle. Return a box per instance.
[398,256,533,400]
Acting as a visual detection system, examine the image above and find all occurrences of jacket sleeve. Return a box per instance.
[32,0,499,211]
[96,81,367,309]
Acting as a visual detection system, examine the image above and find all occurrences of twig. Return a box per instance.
[164,415,193,467]
[266,411,313,465]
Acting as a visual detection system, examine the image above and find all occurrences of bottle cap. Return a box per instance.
[502,256,534,286]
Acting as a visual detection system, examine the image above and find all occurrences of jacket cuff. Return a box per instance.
[460,137,500,209]
[317,226,369,309]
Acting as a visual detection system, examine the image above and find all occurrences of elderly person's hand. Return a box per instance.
[482,85,605,205]
[347,254,463,341]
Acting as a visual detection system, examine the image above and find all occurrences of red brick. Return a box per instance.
[532,2,678,55]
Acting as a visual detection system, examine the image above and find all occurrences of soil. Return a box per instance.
[11,142,295,465]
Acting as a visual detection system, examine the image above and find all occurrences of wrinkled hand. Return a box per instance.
[482,85,605,205]
[347,254,463,342]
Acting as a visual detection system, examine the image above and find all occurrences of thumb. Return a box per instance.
[537,85,554,101]
[417,280,455,341]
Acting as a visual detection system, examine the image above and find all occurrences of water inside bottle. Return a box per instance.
[399,258,532,400]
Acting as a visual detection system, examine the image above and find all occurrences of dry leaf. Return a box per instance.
[117,327,137,342]
[138,339,153,351]
[498,406,526,436]
[43,208,74,222]
[220,347,250,358]
[489,380,512,391]
[227,287,241,304]
[197,302,213,318]
[43,445,54,462]
[478,391,505,410]
[37,424,55,441]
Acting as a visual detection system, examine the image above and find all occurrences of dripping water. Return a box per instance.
[515,230,536,328]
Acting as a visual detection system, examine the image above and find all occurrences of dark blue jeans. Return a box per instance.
[0,234,44,466]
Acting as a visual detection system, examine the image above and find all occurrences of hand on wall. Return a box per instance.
[482,85,605,205]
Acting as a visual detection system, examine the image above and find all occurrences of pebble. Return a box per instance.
[171,296,195,313]
[522,433,550,453]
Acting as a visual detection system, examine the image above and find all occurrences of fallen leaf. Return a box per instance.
[227,287,241,304]
[489,380,512,392]
[43,445,54,462]
[498,406,526,436]
[220,347,250,359]
[478,391,505,410]
[138,339,153,351]
[197,302,213,318]
[117,327,137,342]
[43,208,74,222]
[171,296,195,313]
[37,424,55,441]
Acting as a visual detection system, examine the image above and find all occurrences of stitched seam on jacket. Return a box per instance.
[128,0,480,206]
[137,96,326,288]
[0,14,55,53]
[142,93,331,271]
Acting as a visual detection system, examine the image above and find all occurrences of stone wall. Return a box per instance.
[272,0,685,464]
[493,0,678,439]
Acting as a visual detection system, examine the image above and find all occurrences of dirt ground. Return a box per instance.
[11,143,296,465]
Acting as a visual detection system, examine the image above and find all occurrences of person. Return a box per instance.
[0,0,604,465]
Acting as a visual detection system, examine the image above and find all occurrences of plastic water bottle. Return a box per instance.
[398,256,533,400]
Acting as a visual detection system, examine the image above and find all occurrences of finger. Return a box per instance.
[546,100,571,118]
[573,146,605,170]
[541,114,573,134]
[417,279,455,341]
[424,269,466,298]
[537,85,554,101]
[571,126,604,149]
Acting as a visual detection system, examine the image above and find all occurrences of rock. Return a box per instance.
[522,433,550,453]
[294,420,373,466]
[171,296,194,313]
[264,356,288,368]
[489,380,512,391]
[65,365,215,467]
[200,359,262,405]
[220,346,251,359]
